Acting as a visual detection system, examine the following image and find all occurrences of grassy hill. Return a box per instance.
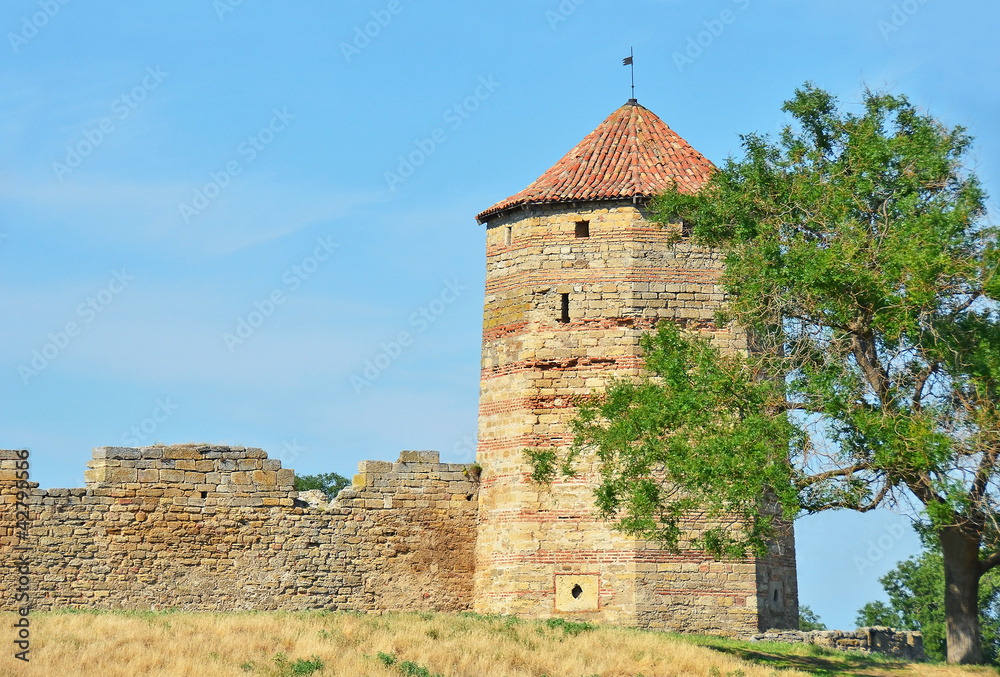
[1,611,995,677]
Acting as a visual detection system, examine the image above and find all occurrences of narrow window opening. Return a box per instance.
[559,294,570,323]
[571,584,583,599]
[772,589,780,602]
[575,220,590,238]
[505,226,512,246]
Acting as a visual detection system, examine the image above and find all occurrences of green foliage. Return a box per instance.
[525,321,802,558]
[543,617,595,637]
[376,652,441,677]
[398,661,441,677]
[798,605,827,631]
[272,652,325,676]
[857,542,1000,663]
[294,472,350,499]
[524,448,558,484]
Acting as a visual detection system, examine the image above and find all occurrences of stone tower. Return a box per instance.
[473,100,798,634]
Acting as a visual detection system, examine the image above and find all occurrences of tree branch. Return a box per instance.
[912,362,938,412]
[796,462,872,489]
[980,551,1000,575]
[970,444,1000,505]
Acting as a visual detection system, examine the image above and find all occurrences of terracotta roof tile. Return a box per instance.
[476,100,714,223]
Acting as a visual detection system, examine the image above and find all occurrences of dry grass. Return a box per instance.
[0,611,990,677]
[679,635,999,677]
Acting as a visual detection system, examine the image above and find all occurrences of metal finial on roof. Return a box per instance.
[622,47,635,102]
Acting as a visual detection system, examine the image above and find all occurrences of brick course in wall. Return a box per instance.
[0,446,478,613]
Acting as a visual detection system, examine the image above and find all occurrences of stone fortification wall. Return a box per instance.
[752,628,925,661]
[0,446,478,613]
[474,201,797,636]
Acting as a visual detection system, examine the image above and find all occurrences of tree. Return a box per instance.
[799,605,828,631]
[857,534,1000,663]
[528,84,1000,663]
[294,472,351,499]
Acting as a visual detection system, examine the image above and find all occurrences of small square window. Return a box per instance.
[575,221,590,238]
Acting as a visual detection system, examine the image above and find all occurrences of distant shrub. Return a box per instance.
[294,472,350,498]
[272,652,324,676]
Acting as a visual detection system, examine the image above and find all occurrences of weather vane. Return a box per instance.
[623,47,635,101]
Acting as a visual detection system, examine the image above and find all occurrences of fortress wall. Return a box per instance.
[0,446,478,613]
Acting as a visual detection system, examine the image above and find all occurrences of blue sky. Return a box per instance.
[2,0,998,630]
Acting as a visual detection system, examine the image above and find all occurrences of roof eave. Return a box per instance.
[475,195,653,225]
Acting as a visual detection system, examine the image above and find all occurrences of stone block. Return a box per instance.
[163,447,203,460]
[357,461,392,474]
[107,468,138,484]
[158,469,186,483]
[252,470,277,486]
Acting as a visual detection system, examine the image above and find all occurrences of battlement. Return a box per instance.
[82,444,295,506]
[0,445,479,613]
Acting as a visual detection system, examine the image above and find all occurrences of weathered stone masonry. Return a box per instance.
[0,446,478,612]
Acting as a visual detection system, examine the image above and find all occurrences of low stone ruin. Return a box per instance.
[751,627,924,661]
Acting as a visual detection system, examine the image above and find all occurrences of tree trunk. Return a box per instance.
[939,527,983,664]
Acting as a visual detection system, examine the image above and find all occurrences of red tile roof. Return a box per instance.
[476,100,714,223]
